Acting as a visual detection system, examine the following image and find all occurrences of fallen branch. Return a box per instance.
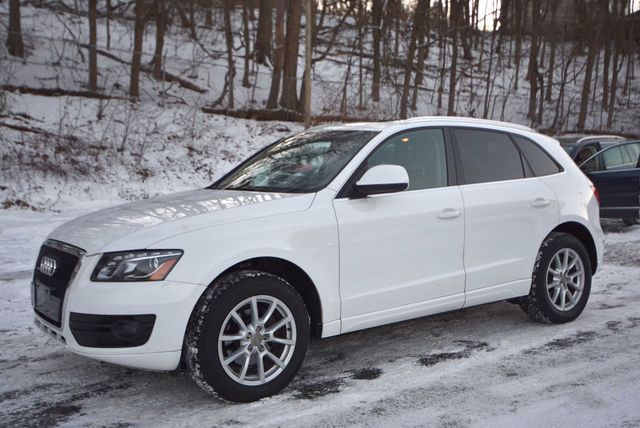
[201,107,386,124]
[1,84,123,100]
[80,45,208,94]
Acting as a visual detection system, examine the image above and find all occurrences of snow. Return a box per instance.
[1,211,640,426]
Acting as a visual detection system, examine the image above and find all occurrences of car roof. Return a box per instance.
[554,134,625,145]
[310,116,535,133]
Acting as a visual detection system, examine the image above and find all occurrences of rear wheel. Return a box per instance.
[184,271,310,402]
[519,232,592,324]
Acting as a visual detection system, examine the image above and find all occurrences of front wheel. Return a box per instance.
[519,232,592,324]
[184,271,310,402]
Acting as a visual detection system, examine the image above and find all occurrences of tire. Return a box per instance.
[623,217,639,226]
[184,270,310,402]
[519,232,592,324]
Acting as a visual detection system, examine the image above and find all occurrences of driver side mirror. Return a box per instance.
[355,164,409,196]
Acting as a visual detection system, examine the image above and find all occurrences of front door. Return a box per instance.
[333,128,466,333]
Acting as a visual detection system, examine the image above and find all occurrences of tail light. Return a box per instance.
[591,184,600,205]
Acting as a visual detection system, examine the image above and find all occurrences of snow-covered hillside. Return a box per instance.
[2,2,639,210]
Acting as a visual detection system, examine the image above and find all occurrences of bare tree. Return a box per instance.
[527,0,541,122]
[448,0,460,116]
[371,0,383,102]
[152,0,166,80]
[223,0,236,109]
[267,0,286,109]
[255,0,273,64]
[577,2,600,129]
[400,0,429,119]
[6,0,24,58]
[88,0,98,91]
[279,0,302,111]
[129,0,146,98]
[242,1,252,88]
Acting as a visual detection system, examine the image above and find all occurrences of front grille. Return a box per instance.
[32,240,84,328]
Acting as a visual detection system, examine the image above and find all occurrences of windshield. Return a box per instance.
[214,130,379,193]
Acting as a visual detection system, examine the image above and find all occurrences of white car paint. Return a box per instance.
[33,117,604,371]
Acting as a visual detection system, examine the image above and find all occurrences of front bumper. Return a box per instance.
[33,254,206,371]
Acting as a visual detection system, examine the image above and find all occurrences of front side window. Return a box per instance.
[366,128,448,191]
[215,130,379,193]
[513,135,562,176]
[454,129,525,184]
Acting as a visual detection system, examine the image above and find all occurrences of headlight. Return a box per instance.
[91,250,183,282]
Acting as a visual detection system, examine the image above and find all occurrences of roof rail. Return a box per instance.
[401,116,535,132]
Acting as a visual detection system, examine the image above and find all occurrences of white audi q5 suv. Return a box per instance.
[32,117,604,402]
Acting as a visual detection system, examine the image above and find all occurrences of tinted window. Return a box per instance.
[454,129,525,184]
[581,143,640,172]
[513,136,562,176]
[367,129,447,191]
[602,146,627,170]
[215,130,378,193]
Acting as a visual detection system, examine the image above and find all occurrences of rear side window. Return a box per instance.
[513,136,562,176]
[453,129,525,184]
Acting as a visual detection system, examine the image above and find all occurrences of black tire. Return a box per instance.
[623,217,639,226]
[184,270,310,402]
[519,232,592,324]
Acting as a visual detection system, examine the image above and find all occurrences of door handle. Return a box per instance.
[531,198,551,208]
[437,208,461,219]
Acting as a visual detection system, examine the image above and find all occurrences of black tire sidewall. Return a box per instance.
[190,272,310,402]
[534,234,592,323]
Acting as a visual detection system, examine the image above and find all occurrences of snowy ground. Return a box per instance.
[1,206,639,427]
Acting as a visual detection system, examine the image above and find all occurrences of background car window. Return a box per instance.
[602,146,630,170]
[622,143,640,168]
[574,146,598,165]
[513,136,562,176]
[367,129,447,191]
[454,129,525,184]
[581,143,640,172]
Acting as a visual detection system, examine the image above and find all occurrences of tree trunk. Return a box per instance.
[545,0,558,102]
[223,0,236,109]
[6,0,24,58]
[513,0,523,90]
[400,0,428,119]
[266,0,285,109]
[129,0,145,98]
[255,0,273,64]
[460,0,472,61]
[577,39,597,129]
[371,0,383,102]
[88,0,98,91]
[279,0,302,110]
[106,0,112,49]
[153,0,166,80]
[411,1,429,111]
[448,0,459,116]
[241,1,252,87]
[527,0,541,122]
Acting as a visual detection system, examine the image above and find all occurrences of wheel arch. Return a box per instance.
[549,221,598,274]
[210,257,324,338]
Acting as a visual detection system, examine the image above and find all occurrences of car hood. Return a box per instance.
[48,189,315,255]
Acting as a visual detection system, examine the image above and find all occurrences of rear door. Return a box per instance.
[451,128,559,307]
[581,142,640,219]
